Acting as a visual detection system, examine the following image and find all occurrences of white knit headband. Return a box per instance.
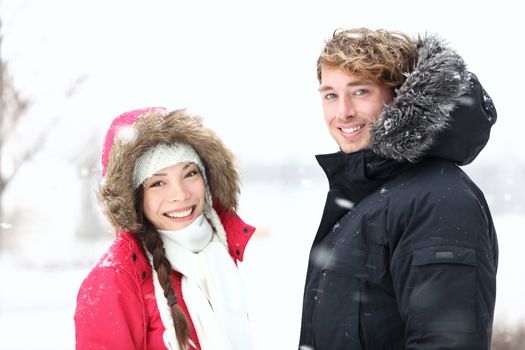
[133,143,206,190]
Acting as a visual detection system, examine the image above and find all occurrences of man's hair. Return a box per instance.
[317,28,418,88]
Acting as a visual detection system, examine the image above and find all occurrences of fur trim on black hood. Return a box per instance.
[370,35,496,165]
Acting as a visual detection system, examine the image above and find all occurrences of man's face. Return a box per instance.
[319,65,394,154]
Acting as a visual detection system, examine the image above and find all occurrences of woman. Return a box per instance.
[74,107,255,350]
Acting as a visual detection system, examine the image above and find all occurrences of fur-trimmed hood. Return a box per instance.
[370,35,496,164]
[99,108,240,232]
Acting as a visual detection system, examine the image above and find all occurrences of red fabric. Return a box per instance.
[213,202,255,263]
[100,107,166,176]
[74,210,255,350]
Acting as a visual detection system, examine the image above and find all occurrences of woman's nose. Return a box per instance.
[168,181,190,202]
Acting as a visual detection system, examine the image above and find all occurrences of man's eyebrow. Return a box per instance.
[318,81,373,92]
[318,85,333,92]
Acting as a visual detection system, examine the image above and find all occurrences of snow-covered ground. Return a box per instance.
[0,181,523,350]
[1,1,523,348]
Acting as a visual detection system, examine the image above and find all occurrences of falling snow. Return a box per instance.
[115,125,137,144]
[1,1,523,349]
[299,345,314,350]
[383,118,393,132]
[334,197,354,210]
[457,95,475,107]
[311,245,334,269]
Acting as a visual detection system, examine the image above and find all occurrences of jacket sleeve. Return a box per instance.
[74,266,146,350]
[390,186,497,349]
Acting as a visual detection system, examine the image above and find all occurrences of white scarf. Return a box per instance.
[150,214,253,350]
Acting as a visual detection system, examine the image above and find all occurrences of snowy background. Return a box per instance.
[0,0,524,349]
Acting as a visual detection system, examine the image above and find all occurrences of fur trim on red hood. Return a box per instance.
[99,108,240,232]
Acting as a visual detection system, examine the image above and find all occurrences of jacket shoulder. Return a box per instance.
[385,159,494,252]
[78,232,151,298]
[95,233,141,272]
[391,159,480,199]
[75,233,150,349]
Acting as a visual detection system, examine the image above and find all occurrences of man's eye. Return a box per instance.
[324,93,337,100]
[354,89,368,96]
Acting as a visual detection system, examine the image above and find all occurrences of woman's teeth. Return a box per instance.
[165,208,192,218]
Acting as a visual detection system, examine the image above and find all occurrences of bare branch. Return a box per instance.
[3,117,60,186]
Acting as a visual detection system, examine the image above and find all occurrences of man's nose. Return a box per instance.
[335,96,354,120]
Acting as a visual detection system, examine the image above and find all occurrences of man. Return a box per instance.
[299,28,498,350]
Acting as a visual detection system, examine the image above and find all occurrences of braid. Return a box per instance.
[135,188,190,349]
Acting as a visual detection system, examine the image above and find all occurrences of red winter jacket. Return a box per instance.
[74,207,255,350]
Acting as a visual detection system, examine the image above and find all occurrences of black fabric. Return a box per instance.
[312,150,415,245]
[299,39,498,349]
[300,157,498,350]
[427,74,497,165]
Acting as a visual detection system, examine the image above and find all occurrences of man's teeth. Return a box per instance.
[341,125,362,133]
[166,208,192,218]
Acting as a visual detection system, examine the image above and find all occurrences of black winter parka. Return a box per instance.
[299,35,498,350]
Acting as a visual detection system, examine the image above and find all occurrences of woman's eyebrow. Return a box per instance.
[183,162,197,170]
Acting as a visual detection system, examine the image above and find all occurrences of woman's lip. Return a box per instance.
[163,205,196,221]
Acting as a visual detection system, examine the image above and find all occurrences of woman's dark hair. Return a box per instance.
[134,186,190,349]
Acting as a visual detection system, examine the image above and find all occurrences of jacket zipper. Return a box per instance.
[360,318,369,350]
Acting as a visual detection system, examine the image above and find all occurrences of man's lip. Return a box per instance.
[337,123,366,136]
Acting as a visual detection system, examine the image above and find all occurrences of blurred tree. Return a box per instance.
[492,323,525,350]
[0,18,30,233]
[1,12,102,257]
[73,135,111,240]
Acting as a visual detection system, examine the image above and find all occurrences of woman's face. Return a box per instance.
[142,162,206,231]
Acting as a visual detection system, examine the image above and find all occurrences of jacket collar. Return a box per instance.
[313,150,413,245]
[316,150,414,204]
[213,203,254,262]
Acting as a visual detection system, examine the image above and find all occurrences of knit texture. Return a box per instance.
[132,143,206,190]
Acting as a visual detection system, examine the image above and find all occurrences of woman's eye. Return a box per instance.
[148,181,164,188]
[184,170,199,179]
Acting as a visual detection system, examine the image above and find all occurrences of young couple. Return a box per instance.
[74,27,498,350]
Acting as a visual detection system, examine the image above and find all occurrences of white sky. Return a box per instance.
[2,0,523,246]
[1,1,525,347]
[1,0,523,236]
[2,0,523,165]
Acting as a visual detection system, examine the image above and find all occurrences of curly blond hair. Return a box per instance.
[317,28,418,88]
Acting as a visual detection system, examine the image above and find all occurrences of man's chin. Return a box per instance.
[339,144,367,154]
